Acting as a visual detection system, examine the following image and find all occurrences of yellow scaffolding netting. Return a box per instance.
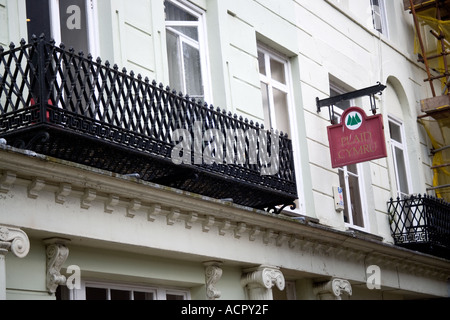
[413,5,450,92]
[411,1,450,201]
[419,114,450,202]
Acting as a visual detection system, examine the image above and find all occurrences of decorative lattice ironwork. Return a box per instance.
[388,194,450,259]
[0,36,297,211]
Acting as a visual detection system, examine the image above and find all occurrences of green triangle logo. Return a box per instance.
[347,114,362,126]
[345,112,363,130]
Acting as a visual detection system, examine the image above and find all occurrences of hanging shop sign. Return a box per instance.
[327,106,387,168]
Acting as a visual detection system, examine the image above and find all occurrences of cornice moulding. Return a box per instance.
[1,146,449,280]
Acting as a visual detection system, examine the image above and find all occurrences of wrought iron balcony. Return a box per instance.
[0,36,297,213]
[388,195,450,260]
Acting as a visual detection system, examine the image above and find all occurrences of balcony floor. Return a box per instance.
[1,122,297,211]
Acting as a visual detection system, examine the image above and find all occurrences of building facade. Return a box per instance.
[0,0,449,300]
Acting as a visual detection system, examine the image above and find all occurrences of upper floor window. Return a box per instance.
[258,44,302,213]
[389,117,412,200]
[330,82,368,230]
[258,45,292,137]
[339,164,366,228]
[26,0,99,57]
[370,0,388,35]
[165,0,210,103]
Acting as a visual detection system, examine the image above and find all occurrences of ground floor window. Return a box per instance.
[57,280,191,300]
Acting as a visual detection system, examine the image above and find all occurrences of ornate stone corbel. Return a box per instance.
[241,265,285,300]
[313,277,352,300]
[0,171,16,193]
[263,229,275,244]
[202,216,215,232]
[249,227,261,241]
[234,223,246,239]
[147,204,161,222]
[204,261,223,300]
[104,194,120,214]
[0,226,30,258]
[126,199,141,218]
[44,238,70,294]
[0,226,30,300]
[218,220,231,236]
[81,188,96,209]
[55,183,71,204]
[27,178,46,199]
[167,208,180,225]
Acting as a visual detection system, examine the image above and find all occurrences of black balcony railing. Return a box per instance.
[388,194,450,260]
[0,36,297,212]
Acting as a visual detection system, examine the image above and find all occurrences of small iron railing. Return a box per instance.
[388,194,450,259]
[0,36,297,212]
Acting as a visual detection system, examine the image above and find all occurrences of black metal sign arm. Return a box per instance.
[316,82,387,123]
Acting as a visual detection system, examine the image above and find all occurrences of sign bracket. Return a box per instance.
[316,82,387,124]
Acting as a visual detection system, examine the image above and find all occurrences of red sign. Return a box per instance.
[327,107,387,168]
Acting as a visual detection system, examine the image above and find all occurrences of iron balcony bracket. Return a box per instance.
[266,201,297,215]
[316,82,387,124]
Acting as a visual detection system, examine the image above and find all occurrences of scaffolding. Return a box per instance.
[405,0,450,201]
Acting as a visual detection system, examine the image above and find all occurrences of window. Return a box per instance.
[165,0,210,102]
[258,44,302,213]
[26,0,99,57]
[339,164,366,228]
[330,83,368,230]
[258,45,292,137]
[58,281,190,300]
[370,0,388,35]
[389,117,411,200]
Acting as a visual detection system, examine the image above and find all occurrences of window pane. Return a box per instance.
[166,30,183,92]
[270,58,286,84]
[171,26,198,41]
[261,82,271,130]
[395,147,410,196]
[59,0,89,54]
[258,51,266,75]
[165,1,198,21]
[389,121,402,143]
[111,289,131,300]
[371,0,383,32]
[183,43,203,98]
[86,287,108,300]
[348,174,364,228]
[347,163,358,175]
[134,291,155,300]
[273,88,290,136]
[258,48,291,138]
[330,86,351,112]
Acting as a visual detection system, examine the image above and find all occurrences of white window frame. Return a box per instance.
[388,115,412,200]
[370,0,388,37]
[66,280,191,300]
[257,43,305,215]
[330,83,369,231]
[258,45,292,135]
[338,163,369,231]
[49,0,100,58]
[165,0,211,103]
